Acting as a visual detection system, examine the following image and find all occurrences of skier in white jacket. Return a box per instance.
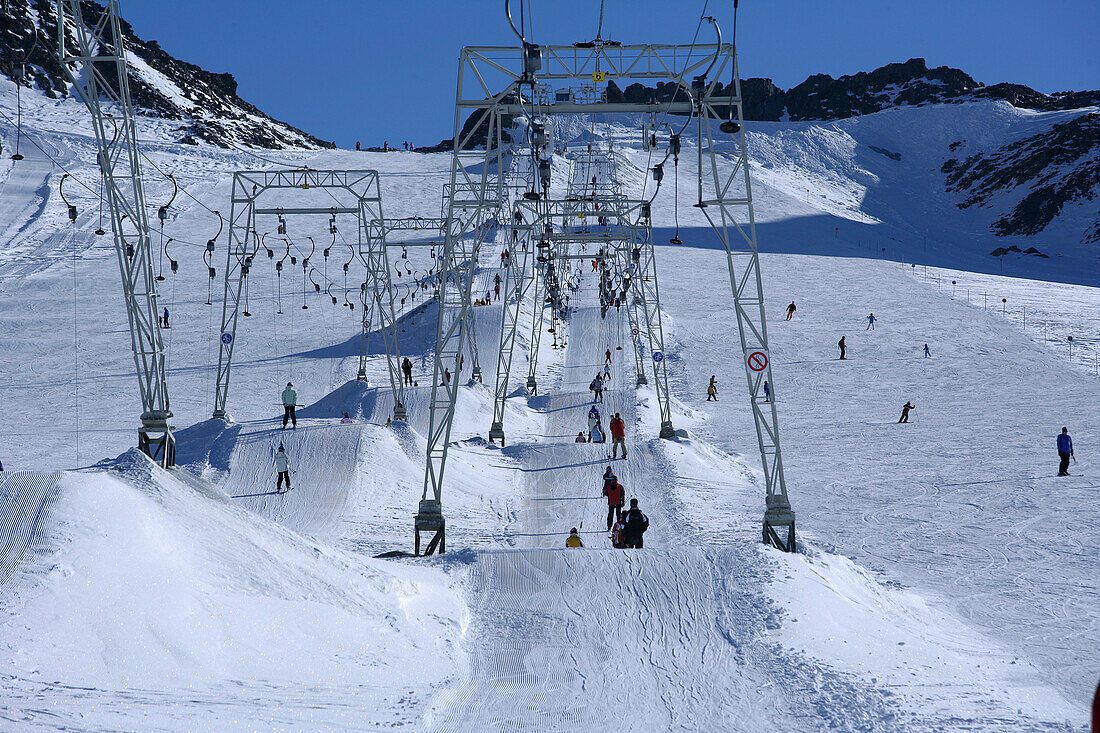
[275,444,292,492]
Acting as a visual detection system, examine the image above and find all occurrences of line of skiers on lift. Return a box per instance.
[566,466,649,549]
[575,406,626,456]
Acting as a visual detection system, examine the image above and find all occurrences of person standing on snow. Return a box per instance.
[610,515,626,548]
[402,357,414,386]
[566,528,584,548]
[786,302,796,321]
[610,413,627,459]
[590,420,606,444]
[275,444,292,493]
[622,498,649,549]
[161,307,170,329]
[898,401,915,423]
[923,344,932,358]
[707,376,718,401]
[281,382,298,429]
[1057,427,1074,476]
[763,380,771,403]
[602,466,616,490]
[838,336,847,360]
[603,474,625,530]
[590,374,604,402]
[588,405,601,432]
[605,348,612,364]
[602,361,612,382]
[866,313,877,330]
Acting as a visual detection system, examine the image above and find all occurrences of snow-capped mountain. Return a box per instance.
[0,0,333,149]
[608,58,1100,244]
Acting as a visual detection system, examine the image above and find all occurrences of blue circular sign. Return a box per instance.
[220,332,233,345]
[652,351,664,363]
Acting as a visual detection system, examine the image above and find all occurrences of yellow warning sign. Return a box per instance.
[592,71,606,83]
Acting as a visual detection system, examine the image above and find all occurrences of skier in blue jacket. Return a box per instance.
[1057,427,1074,476]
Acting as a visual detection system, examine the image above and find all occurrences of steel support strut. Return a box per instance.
[56,0,174,466]
[419,53,511,553]
[363,221,406,420]
[696,49,796,551]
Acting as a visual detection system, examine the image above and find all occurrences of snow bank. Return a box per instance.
[0,450,466,729]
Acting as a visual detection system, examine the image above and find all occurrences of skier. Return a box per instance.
[605,348,612,364]
[610,515,626,548]
[610,412,627,459]
[602,362,612,382]
[763,380,771,403]
[838,336,847,360]
[275,444,292,493]
[281,382,298,429]
[785,301,796,321]
[590,374,604,402]
[621,498,649,549]
[1057,427,1074,476]
[575,431,588,443]
[866,313,876,330]
[443,368,451,385]
[898,401,915,423]
[602,466,616,489]
[707,376,718,401]
[566,528,584,548]
[603,474,625,530]
[341,411,353,424]
[161,307,170,329]
[590,420,605,444]
[923,343,932,358]
[402,357,413,386]
[588,405,601,432]
[494,281,501,300]
[355,141,361,151]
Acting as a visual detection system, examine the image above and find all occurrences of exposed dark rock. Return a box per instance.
[0,0,331,149]
[1084,219,1100,244]
[868,145,901,161]
[604,80,625,104]
[944,112,1099,236]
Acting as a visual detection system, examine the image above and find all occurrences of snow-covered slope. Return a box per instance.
[0,71,1096,729]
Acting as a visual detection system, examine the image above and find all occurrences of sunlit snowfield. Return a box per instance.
[0,75,1095,730]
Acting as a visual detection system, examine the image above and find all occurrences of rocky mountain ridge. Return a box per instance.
[0,0,332,149]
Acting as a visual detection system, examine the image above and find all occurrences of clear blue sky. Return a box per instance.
[123,0,1099,149]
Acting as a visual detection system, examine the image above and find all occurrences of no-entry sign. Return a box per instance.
[747,351,768,371]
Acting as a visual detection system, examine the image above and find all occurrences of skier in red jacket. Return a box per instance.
[603,476,625,530]
[609,413,627,459]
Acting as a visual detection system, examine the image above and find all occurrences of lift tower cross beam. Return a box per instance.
[212,169,387,420]
[56,0,174,466]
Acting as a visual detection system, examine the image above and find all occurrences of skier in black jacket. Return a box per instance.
[622,498,649,549]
